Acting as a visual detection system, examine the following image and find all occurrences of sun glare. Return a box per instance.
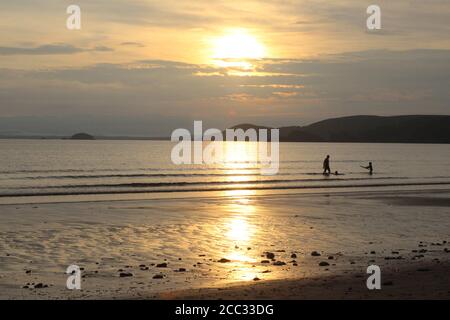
[211,30,266,68]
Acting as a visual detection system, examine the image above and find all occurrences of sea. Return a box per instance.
[1,139,449,201]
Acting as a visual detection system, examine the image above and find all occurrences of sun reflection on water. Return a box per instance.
[218,196,267,282]
[227,216,253,241]
[206,140,275,282]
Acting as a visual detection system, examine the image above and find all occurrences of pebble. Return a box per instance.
[272,261,286,266]
[153,274,164,279]
[311,251,321,257]
[319,261,330,267]
[266,252,275,259]
[156,263,168,268]
[218,258,231,263]
[119,272,133,277]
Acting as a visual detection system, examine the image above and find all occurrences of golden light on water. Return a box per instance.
[223,141,258,168]
[227,216,253,241]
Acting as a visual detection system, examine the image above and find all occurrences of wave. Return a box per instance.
[1,181,449,198]
[5,176,410,190]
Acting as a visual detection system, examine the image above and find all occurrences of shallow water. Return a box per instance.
[1,140,449,199]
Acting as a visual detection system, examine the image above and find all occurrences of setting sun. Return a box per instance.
[211,30,266,68]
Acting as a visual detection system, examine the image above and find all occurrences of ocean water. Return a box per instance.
[0,139,449,199]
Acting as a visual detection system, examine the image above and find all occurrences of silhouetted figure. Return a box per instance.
[323,155,331,174]
[362,162,373,174]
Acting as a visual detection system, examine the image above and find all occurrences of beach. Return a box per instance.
[1,188,449,300]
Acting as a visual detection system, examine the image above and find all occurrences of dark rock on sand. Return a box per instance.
[156,263,168,268]
[119,272,133,277]
[272,261,286,266]
[153,274,164,279]
[218,258,231,263]
[319,261,330,267]
[328,256,334,260]
[311,251,321,257]
[385,256,403,260]
[291,254,297,259]
[266,252,275,259]
[253,277,261,281]
[261,260,270,264]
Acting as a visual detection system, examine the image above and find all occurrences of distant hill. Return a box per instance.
[230,115,450,143]
[70,133,95,140]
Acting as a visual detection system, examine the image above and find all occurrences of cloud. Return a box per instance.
[0,44,113,56]
[120,42,146,47]
[0,49,449,135]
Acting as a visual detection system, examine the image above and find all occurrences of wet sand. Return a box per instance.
[1,188,450,299]
[163,261,450,300]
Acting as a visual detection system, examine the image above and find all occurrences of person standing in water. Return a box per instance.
[323,155,331,175]
[362,162,373,174]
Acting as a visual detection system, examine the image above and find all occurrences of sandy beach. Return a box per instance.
[1,188,449,300]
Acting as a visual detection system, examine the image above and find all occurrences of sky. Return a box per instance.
[0,0,449,136]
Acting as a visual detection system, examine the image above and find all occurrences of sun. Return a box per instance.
[211,30,266,68]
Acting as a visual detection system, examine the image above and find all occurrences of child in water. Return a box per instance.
[362,162,373,174]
